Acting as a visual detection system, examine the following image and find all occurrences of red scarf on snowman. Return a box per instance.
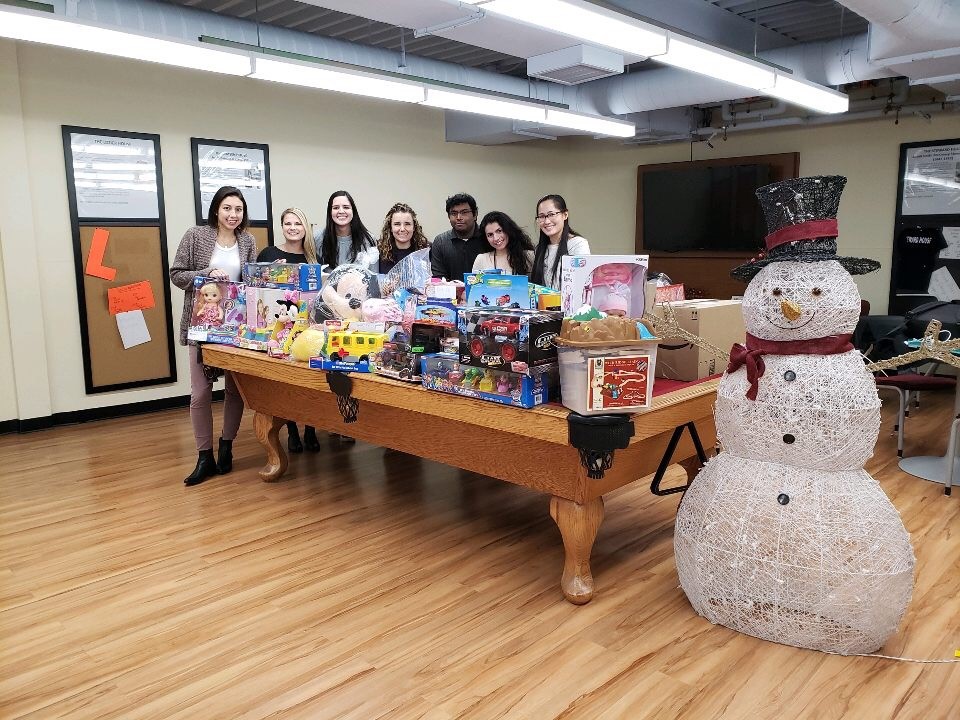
[728,332,854,401]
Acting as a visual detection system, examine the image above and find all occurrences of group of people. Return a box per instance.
[170,186,591,486]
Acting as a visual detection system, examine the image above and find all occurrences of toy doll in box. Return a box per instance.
[187,277,245,342]
[560,256,649,317]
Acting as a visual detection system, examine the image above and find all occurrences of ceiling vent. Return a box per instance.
[527,45,625,85]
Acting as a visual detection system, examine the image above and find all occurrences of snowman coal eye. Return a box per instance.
[771,288,782,297]
[811,288,822,296]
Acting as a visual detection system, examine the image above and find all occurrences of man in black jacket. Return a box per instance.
[431,193,486,280]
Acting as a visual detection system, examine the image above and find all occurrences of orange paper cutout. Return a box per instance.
[85,227,117,281]
[107,281,155,315]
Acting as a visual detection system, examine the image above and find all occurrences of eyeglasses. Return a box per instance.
[448,210,474,218]
[535,210,564,223]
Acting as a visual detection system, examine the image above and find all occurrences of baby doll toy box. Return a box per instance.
[457,307,562,372]
[420,353,559,409]
[187,277,246,343]
[555,316,659,415]
[560,255,649,317]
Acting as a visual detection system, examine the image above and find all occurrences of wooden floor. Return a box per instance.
[1,394,958,720]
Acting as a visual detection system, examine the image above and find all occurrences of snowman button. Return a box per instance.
[784,370,796,381]
[777,493,790,505]
[783,433,796,444]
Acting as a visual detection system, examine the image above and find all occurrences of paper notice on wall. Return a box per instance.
[939,228,960,260]
[116,309,151,349]
[928,266,960,302]
[108,280,156,314]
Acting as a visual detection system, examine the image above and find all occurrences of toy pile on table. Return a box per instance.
[191,247,662,412]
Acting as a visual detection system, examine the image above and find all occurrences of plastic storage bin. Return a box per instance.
[558,341,658,415]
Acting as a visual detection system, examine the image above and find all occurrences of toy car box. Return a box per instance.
[457,307,562,372]
[371,321,458,382]
[414,298,458,325]
[464,273,529,308]
[420,353,559,409]
[243,262,324,291]
[560,255,649,317]
[186,277,246,343]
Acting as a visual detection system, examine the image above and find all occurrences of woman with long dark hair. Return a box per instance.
[529,194,590,290]
[170,185,257,486]
[472,211,535,276]
[314,190,378,271]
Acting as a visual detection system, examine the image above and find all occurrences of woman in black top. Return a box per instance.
[377,202,430,274]
[257,207,321,453]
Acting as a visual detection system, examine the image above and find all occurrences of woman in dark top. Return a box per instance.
[256,207,321,453]
[377,202,430,274]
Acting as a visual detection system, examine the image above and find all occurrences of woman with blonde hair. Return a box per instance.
[257,207,317,264]
[377,202,430,274]
[257,206,321,452]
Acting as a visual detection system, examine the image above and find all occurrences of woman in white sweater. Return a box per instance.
[472,210,535,276]
[530,194,590,290]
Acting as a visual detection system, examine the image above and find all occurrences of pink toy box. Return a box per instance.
[560,255,649,317]
[187,277,245,343]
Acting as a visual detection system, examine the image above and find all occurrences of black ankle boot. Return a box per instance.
[185,450,218,486]
[287,422,303,453]
[303,426,321,452]
[217,438,233,474]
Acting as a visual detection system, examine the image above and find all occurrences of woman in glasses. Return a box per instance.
[530,194,590,290]
[472,211,535,276]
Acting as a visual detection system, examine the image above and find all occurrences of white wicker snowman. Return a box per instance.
[674,176,915,655]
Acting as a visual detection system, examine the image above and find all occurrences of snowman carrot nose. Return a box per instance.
[781,299,802,321]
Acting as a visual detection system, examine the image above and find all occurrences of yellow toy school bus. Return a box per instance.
[324,329,387,364]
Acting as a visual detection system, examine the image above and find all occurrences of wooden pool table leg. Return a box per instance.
[254,412,288,482]
[550,496,604,605]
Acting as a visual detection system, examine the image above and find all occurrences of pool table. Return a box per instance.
[202,345,718,604]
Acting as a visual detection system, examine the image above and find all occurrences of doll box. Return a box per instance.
[560,255,649,317]
[420,353,559,409]
[464,273,529,309]
[245,287,304,328]
[457,307,562,372]
[187,277,246,343]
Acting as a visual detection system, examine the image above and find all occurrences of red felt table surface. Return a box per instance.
[651,374,721,397]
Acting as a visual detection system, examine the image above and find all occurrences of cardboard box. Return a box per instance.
[457,307,562,372]
[653,299,744,381]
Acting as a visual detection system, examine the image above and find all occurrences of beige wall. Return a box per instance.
[1,38,959,421]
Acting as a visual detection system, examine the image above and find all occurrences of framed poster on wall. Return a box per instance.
[191,137,273,246]
[62,126,177,393]
[889,139,960,314]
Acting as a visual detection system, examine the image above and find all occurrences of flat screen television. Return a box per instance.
[638,156,797,253]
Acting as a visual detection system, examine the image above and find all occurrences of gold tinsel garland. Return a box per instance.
[644,305,958,373]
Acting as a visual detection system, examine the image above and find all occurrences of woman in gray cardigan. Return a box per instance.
[170,186,257,486]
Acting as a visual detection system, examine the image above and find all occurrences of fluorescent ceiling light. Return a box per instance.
[542,109,634,138]
[768,73,849,114]
[661,34,775,90]
[0,7,252,75]
[250,57,425,103]
[423,87,546,123]
[462,0,667,58]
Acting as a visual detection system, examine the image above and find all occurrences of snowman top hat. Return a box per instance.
[731,175,880,282]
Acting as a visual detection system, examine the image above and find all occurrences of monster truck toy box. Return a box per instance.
[457,307,562,372]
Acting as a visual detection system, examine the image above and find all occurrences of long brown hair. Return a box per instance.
[531,194,580,287]
[377,202,429,263]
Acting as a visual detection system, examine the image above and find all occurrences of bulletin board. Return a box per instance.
[888,138,960,315]
[63,125,177,394]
